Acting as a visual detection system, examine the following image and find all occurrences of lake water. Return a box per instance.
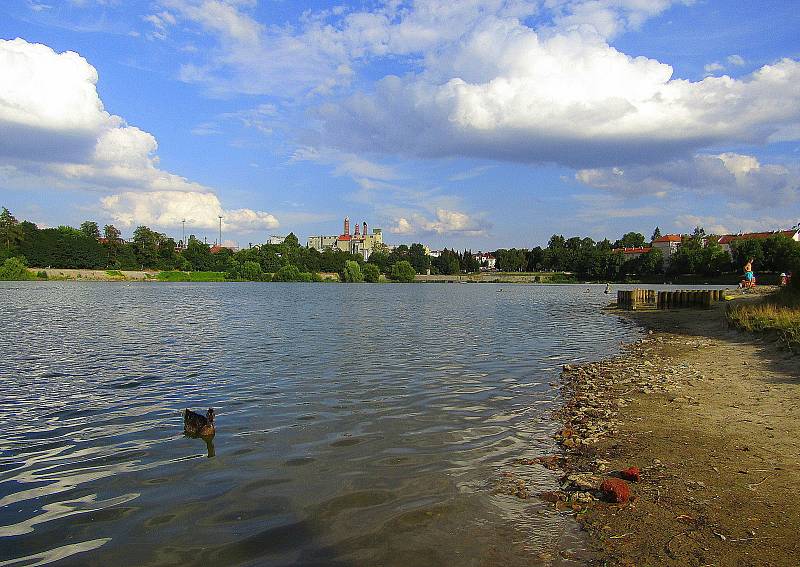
[0,282,644,567]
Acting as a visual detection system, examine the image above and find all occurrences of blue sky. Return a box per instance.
[0,0,798,249]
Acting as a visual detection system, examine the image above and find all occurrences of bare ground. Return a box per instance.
[544,299,800,566]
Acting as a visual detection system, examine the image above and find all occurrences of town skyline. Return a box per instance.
[1,1,799,249]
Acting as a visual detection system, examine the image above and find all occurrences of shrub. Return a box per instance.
[341,260,364,283]
[362,263,380,283]
[240,260,263,281]
[389,260,416,283]
[0,257,34,280]
[36,270,48,279]
[273,264,301,282]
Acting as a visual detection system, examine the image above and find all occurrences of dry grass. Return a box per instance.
[727,287,800,351]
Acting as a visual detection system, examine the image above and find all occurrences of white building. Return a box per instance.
[267,235,287,245]
[474,252,497,271]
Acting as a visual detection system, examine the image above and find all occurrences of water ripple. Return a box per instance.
[0,282,652,566]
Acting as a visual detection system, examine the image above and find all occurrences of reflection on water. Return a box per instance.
[0,282,643,566]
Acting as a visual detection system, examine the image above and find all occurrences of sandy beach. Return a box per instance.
[542,296,800,566]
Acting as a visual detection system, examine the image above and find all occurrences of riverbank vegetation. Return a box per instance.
[726,283,800,352]
[3,207,798,284]
[0,207,417,283]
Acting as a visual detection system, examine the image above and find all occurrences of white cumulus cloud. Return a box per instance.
[0,37,278,234]
[389,208,488,236]
[316,17,800,168]
[100,191,279,230]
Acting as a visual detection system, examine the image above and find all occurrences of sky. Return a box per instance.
[0,0,799,249]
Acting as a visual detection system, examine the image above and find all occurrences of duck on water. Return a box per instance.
[184,408,216,438]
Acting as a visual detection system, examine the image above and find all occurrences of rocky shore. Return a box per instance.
[501,299,800,566]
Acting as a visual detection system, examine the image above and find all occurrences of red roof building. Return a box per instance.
[612,246,652,258]
[711,229,800,253]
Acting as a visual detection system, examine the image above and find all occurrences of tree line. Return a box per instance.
[2,208,798,282]
[489,227,800,280]
[0,207,422,282]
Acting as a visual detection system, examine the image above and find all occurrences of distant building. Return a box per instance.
[611,246,652,260]
[267,235,287,245]
[307,217,384,261]
[652,234,682,266]
[210,244,237,254]
[474,251,497,271]
[429,249,442,258]
[708,229,800,254]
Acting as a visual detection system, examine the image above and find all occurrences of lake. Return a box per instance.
[0,282,643,566]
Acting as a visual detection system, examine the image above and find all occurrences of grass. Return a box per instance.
[726,286,800,352]
[156,271,226,282]
[105,270,125,279]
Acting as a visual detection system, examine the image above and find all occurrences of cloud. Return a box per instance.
[703,61,724,74]
[389,208,489,236]
[727,54,746,66]
[316,16,800,169]
[290,146,398,182]
[448,165,495,181]
[0,38,277,234]
[159,0,687,97]
[100,191,279,231]
[674,214,798,236]
[575,152,800,208]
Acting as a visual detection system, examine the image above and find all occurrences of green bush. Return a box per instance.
[36,270,48,279]
[0,257,34,280]
[188,271,225,282]
[389,260,416,283]
[341,260,364,283]
[273,264,301,282]
[240,260,263,281]
[362,263,380,283]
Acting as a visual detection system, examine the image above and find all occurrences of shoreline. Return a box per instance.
[540,297,799,566]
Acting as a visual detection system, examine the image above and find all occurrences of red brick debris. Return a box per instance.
[600,478,631,503]
[620,467,641,482]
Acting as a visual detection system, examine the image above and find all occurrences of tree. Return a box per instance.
[80,221,100,239]
[183,236,214,271]
[273,264,302,282]
[283,232,300,248]
[389,260,416,282]
[241,260,263,281]
[0,207,23,250]
[367,251,390,273]
[0,257,33,280]
[103,224,121,241]
[132,226,162,268]
[731,238,764,272]
[341,260,364,283]
[651,226,662,242]
[408,243,431,274]
[615,232,646,249]
[362,263,380,282]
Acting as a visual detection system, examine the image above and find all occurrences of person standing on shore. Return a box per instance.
[743,258,755,288]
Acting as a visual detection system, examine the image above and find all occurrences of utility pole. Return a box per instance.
[218,215,223,246]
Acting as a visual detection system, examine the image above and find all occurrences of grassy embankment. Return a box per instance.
[155,271,226,282]
[726,286,800,352]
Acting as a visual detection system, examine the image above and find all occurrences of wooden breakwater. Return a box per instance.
[617,289,726,310]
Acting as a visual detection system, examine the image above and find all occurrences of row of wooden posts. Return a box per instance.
[617,289,726,310]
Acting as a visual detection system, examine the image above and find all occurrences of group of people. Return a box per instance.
[740,258,793,288]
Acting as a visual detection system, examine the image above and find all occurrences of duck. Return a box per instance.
[184,408,215,437]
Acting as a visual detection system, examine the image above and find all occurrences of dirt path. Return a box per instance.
[547,300,800,566]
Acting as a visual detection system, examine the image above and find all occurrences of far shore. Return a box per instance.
[537,293,799,566]
[20,267,750,286]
